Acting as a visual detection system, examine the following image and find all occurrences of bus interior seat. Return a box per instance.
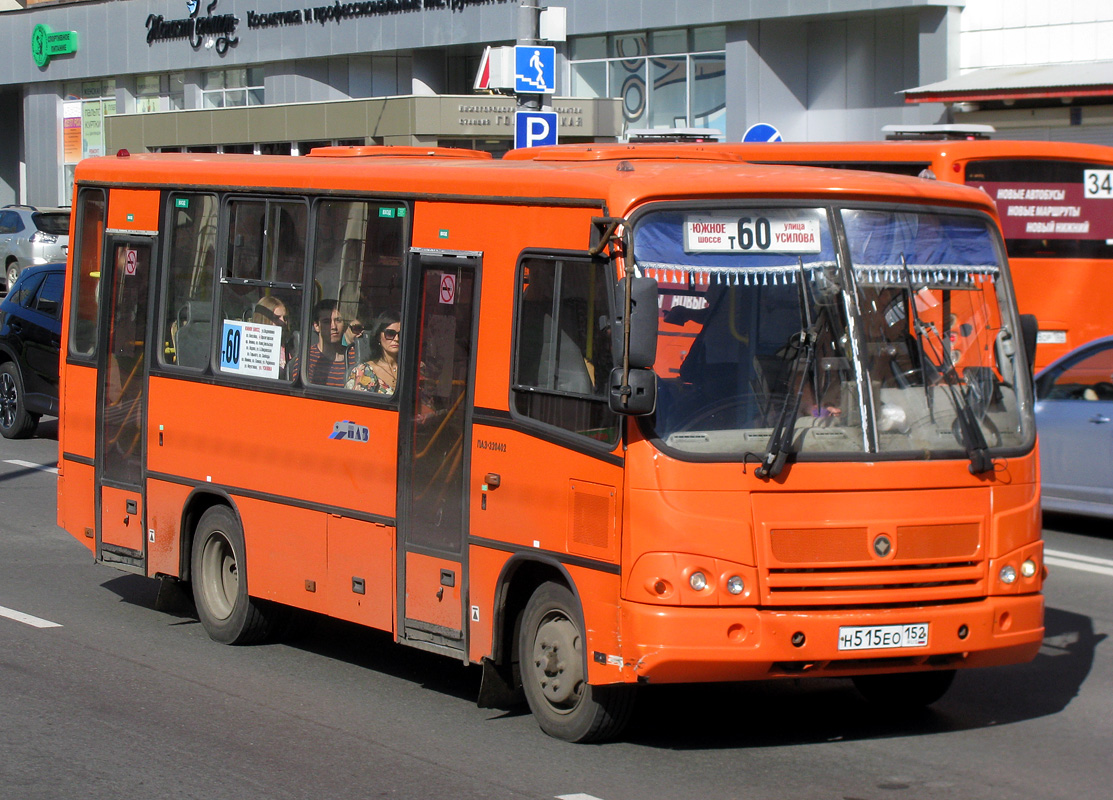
[538,315,593,394]
[176,300,214,368]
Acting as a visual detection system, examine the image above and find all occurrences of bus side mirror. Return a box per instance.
[609,367,656,415]
[613,277,658,369]
[610,276,658,415]
[1019,314,1038,375]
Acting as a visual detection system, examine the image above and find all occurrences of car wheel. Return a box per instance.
[0,361,39,439]
[5,262,18,293]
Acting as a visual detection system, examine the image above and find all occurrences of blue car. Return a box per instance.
[0,262,64,438]
[1034,335,1113,518]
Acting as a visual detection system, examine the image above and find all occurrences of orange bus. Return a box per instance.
[702,136,1113,369]
[58,145,1044,742]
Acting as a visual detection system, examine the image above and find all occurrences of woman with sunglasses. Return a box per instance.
[346,310,400,394]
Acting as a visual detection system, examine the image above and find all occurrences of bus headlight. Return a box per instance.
[1020,559,1038,578]
[726,575,745,595]
[999,564,1017,584]
[689,571,708,591]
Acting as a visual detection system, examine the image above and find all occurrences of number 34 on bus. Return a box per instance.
[57,144,1045,742]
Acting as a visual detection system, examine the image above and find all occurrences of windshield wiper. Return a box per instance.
[901,258,993,475]
[757,259,817,480]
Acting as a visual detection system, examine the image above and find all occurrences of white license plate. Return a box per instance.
[1036,330,1067,344]
[837,623,929,651]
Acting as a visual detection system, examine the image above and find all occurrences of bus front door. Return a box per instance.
[397,252,478,658]
[95,237,153,573]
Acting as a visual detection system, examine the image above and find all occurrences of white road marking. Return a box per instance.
[0,605,62,628]
[1045,548,1113,578]
[3,459,59,475]
[557,795,606,800]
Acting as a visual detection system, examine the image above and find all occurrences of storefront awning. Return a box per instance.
[902,61,1113,104]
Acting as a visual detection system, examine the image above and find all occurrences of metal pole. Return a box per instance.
[517,1,541,112]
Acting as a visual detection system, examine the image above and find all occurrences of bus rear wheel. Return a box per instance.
[852,669,956,711]
[191,505,277,645]
[518,583,635,742]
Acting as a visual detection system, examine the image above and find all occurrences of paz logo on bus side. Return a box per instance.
[330,420,369,442]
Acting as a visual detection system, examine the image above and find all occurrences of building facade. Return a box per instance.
[2,0,973,207]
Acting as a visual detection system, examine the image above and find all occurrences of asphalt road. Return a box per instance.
[1,419,1110,800]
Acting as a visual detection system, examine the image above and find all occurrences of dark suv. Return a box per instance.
[0,263,64,438]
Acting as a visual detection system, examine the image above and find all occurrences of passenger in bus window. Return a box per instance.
[346,311,400,395]
[252,296,291,371]
[293,299,355,386]
[343,317,371,363]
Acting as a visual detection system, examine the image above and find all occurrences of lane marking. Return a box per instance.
[557,795,606,800]
[3,459,59,475]
[1045,548,1113,568]
[1045,549,1113,578]
[0,605,62,629]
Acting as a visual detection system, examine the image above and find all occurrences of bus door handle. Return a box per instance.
[1089,414,1111,424]
[480,473,500,511]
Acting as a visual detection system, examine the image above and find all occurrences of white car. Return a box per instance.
[0,205,70,291]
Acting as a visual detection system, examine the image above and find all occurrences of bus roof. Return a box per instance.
[683,138,1113,167]
[74,148,1003,219]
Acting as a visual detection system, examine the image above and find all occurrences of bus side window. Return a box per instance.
[160,193,218,368]
[69,188,107,359]
[306,199,406,390]
[214,197,306,381]
[512,256,618,443]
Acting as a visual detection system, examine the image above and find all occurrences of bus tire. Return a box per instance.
[852,669,956,711]
[0,362,39,439]
[518,582,635,742]
[191,505,276,645]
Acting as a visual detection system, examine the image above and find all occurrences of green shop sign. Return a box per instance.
[32,24,78,68]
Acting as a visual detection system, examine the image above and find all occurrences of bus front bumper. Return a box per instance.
[616,593,1044,684]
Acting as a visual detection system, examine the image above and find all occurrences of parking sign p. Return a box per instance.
[514,110,558,149]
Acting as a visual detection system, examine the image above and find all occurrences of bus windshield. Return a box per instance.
[635,205,1033,462]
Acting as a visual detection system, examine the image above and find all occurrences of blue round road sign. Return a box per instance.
[742,123,783,143]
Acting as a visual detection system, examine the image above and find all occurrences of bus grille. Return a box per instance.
[761,523,986,606]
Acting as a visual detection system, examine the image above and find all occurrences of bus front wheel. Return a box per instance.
[852,669,956,711]
[191,505,276,645]
[518,583,635,742]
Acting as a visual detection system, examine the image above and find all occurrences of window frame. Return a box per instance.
[1037,339,1113,401]
[509,250,621,448]
[157,191,221,373]
[213,194,309,384]
[67,187,108,363]
[33,270,65,319]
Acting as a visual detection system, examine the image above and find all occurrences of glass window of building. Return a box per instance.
[61,80,118,203]
[568,26,725,134]
[202,68,265,108]
[137,73,185,113]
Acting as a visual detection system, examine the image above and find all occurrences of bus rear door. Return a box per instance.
[96,235,154,572]
[398,250,479,657]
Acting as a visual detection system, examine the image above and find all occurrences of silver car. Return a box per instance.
[1034,335,1113,518]
[0,205,70,291]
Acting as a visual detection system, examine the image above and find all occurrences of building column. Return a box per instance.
[915,6,959,125]
[24,85,63,206]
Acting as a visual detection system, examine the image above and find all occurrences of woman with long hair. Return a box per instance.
[345,310,400,394]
